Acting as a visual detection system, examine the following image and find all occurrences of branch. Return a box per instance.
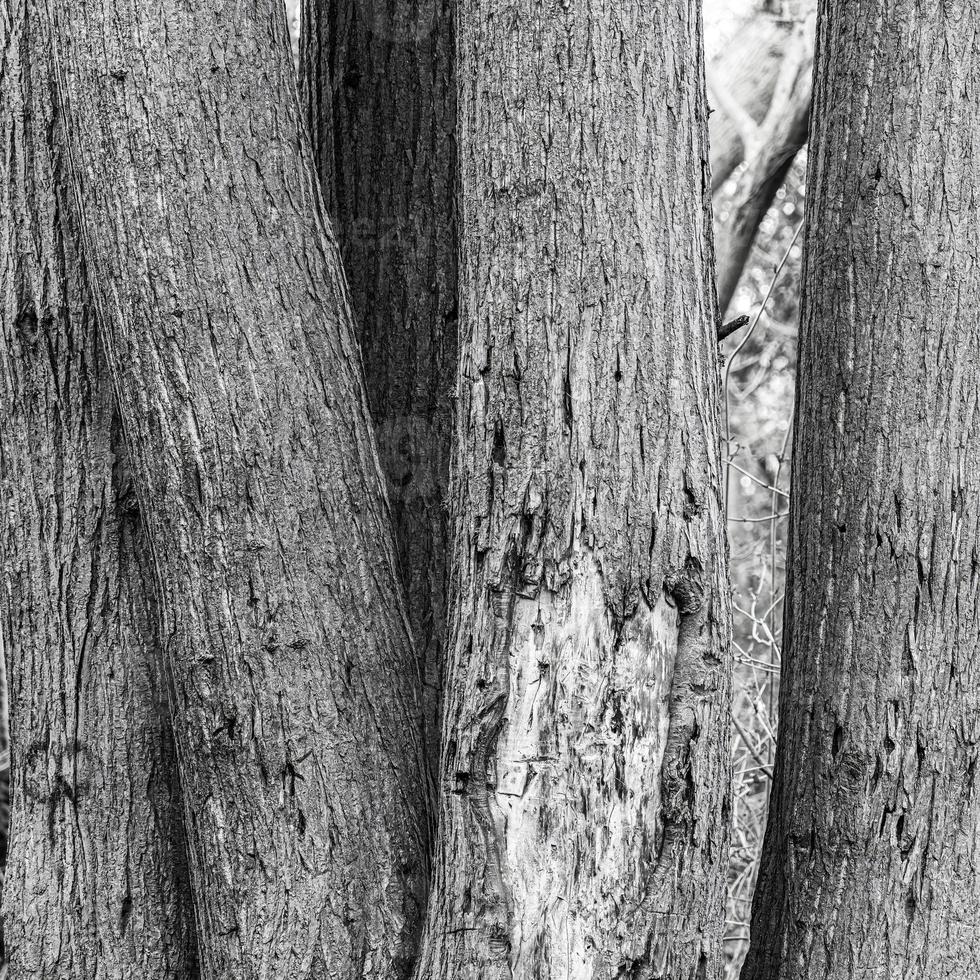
[714,12,815,316]
[719,314,750,341]
[707,71,761,161]
[708,10,798,192]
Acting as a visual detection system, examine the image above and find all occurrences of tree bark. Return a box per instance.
[19,1,429,976]
[301,0,457,779]
[414,3,733,978]
[0,4,197,976]
[744,2,980,978]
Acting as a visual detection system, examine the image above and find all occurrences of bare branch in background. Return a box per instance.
[708,6,803,192]
[715,11,815,316]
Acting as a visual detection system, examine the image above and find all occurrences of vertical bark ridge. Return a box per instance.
[415,3,733,978]
[745,3,980,978]
[301,0,458,782]
[28,0,429,975]
[0,2,198,974]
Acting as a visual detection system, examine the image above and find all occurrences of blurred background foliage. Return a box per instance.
[720,161,801,974]
[708,3,806,974]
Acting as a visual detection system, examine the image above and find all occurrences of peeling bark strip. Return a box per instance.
[745,3,980,979]
[414,2,733,978]
[0,4,196,976]
[301,0,458,780]
[22,1,429,976]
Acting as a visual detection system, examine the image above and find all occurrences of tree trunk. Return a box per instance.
[744,2,980,978]
[414,3,733,978]
[301,0,457,779]
[19,1,429,976]
[0,5,197,976]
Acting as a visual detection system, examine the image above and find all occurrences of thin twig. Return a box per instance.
[723,217,804,514]
[728,461,790,499]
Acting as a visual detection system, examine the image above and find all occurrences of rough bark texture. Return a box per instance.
[15,1,429,977]
[414,3,732,979]
[714,13,813,316]
[301,0,457,780]
[0,3,197,975]
[745,3,980,978]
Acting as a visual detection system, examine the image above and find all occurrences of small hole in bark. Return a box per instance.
[15,301,38,340]
[492,421,506,464]
[683,481,704,520]
[119,891,132,937]
[878,805,892,836]
[896,813,910,853]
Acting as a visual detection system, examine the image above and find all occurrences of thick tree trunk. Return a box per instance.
[17,1,429,977]
[744,3,980,978]
[0,5,197,976]
[414,3,733,979]
[301,0,457,778]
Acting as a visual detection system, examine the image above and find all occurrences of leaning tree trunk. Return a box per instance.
[0,4,197,976]
[744,3,980,978]
[21,1,429,977]
[301,0,457,779]
[414,3,733,979]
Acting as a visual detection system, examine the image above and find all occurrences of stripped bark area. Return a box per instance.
[302,0,457,778]
[415,2,732,978]
[745,2,980,978]
[0,4,196,974]
[16,1,429,976]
